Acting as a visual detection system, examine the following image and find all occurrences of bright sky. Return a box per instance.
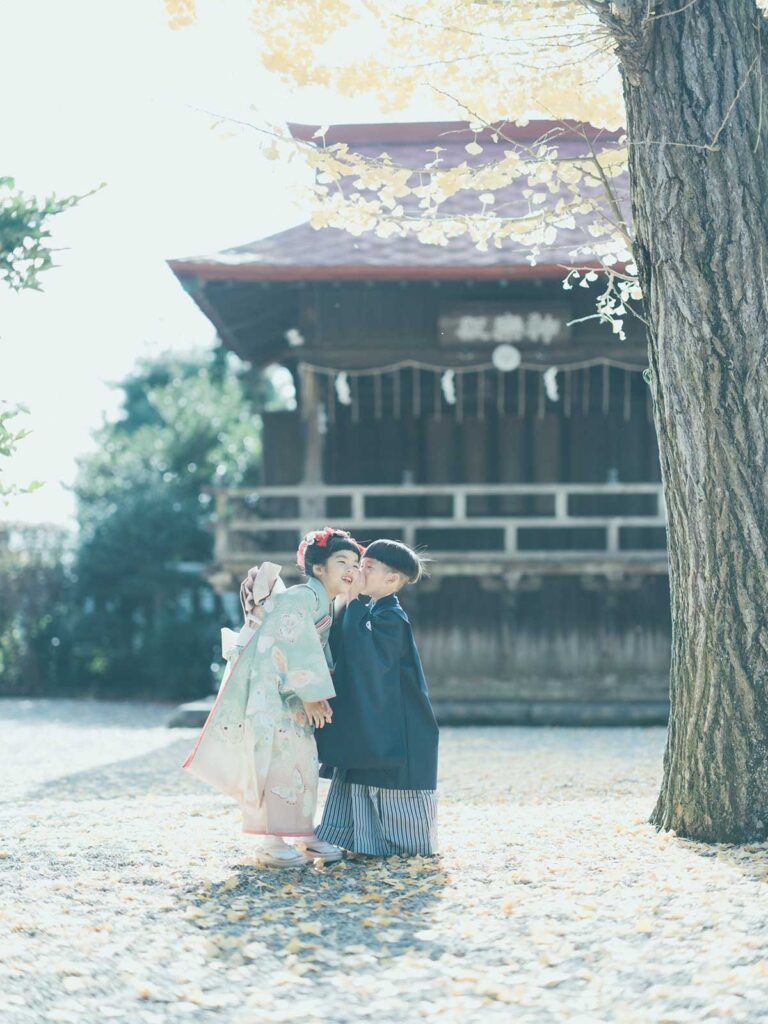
[0,0,448,528]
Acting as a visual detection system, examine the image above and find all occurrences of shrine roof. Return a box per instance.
[168,119,627,283]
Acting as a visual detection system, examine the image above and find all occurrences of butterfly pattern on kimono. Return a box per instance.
[270,767,314,818]
[215,712,245,745]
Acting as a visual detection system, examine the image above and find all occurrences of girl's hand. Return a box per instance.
[303,700,333,729]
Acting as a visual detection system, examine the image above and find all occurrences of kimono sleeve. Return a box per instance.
[258,587,336,703]
[342,597,370,629]
[221,625,255,662]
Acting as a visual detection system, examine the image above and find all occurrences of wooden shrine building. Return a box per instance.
[169,120,670,724]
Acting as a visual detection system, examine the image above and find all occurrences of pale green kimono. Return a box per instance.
[183,573,335,836]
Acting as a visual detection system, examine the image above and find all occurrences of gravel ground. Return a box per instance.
[3,698,768,1023]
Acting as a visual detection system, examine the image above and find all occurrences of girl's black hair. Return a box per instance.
[299,528,362,578]
[363,539,428,583]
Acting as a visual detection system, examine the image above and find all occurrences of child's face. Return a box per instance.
[313,549,360,599]
[360,557,403,599]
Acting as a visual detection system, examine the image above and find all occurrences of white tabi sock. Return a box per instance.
[252,834,306,861]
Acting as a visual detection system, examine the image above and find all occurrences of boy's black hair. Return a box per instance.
[300,527,363,578]
[364,539,428,583]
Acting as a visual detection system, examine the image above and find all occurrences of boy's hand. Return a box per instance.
[346,566,367,601]
[303,700,333,729]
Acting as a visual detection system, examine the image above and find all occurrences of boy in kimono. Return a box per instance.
[314,539,439,857]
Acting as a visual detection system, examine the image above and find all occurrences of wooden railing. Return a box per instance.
[211,483,667,567]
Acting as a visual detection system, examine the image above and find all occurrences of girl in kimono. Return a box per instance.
[315,539,440,858]
[182,527,363,868]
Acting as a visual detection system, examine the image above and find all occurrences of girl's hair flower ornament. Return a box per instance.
[296,526,364,570]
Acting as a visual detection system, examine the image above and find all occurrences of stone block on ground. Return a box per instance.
[167,696,215,728]
[167,695,669,728]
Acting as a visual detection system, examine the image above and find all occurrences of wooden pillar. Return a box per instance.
[262,412,302,485]
[570,414,610,483]
[299,365,325,521]
[462,418,490,513]
[423,417,456,522]
[498,414,527,514]
[531,413,562,481]
[615,372,649,483]
[531,411,562,518]
[423,418,456,483]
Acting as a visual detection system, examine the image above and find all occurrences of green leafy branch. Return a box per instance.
[0,176,100,292]
[0,403,43,501]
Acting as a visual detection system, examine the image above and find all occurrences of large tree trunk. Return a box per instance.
[612,0,768,841]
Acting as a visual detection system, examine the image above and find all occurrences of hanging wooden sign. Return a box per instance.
[438,302,571,347]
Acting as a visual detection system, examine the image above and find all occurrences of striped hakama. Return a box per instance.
[316,769,438,857]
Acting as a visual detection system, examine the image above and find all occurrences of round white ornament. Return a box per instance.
[491,344,521,372]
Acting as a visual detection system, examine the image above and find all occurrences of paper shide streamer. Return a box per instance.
[441,370,457,406]
[302,359,647,424]
[543,367,559,402]
[335,372,352,406]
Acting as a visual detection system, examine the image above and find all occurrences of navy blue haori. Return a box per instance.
[314,595,439,792]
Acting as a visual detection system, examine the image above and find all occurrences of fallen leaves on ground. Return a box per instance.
[3,704,768,1023]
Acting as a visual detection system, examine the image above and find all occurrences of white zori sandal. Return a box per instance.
[253,837,310,869]
[294,836,344,864]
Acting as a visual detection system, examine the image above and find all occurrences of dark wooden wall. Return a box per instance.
[204,276,648,368]
[401,574,670,707]
[263,366,660,488]
[301,279,646,360]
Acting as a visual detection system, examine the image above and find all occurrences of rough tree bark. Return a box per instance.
[593,0,768,841]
